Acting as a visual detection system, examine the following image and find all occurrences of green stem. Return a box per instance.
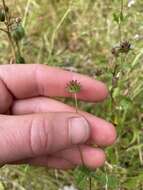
[119,0,124,42]
[74,92,92,190]
[74,93,78,113]
[89,177,92,190]
[74,93,85,166]
[16,41,21,56]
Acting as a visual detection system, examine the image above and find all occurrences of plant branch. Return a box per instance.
[2,0,17,62]
[0,28,8,33]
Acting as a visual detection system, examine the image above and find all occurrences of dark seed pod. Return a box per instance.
[119,41,131,54]
[111,47,119,57]
[12,24,25,41]
[0,9,5,22]
[5,6,9,13]
[16,54,25,64]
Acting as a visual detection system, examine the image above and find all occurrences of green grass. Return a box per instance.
[0,0,143,189]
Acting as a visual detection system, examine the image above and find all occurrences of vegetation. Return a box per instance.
[0,0,143,189]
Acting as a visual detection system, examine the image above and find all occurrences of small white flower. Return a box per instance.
[134,34,140,40]
[128,0,136,7]
[59,185,79,190]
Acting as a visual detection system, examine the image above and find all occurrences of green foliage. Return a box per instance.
[95,173,119,189]
[74,166,96,189]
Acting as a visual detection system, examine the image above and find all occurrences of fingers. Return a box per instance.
[12,97,116,146]
[0,79,13,113]
[54,145,106,169]
[10,145,105,170]
[0,64,108,102]
[0,113,90,164]
[10,157,74,170]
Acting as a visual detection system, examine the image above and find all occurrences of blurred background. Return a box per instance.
[0,0,143,189]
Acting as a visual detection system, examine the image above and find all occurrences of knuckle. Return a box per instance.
[29,116,51,155]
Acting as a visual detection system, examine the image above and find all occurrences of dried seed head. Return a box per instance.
[111,41,132,57]
[119,41,131,54]
[66,80,81,94]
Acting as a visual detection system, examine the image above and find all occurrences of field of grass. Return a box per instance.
[0,0,143,189]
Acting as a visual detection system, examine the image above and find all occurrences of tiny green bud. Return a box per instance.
[12,24,25,42]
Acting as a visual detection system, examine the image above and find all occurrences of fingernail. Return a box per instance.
[68,117,90,144]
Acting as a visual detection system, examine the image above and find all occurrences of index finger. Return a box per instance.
[0,64,108,102]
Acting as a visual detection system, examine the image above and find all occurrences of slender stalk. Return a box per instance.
[74,92,85,164]
[74,92,92,190]
[16,40,22,57]
[110,62,119,106]
[119,0,124,42]
[137,135,143,166]
[89,177,92,190]
[105,173,108,190]
[74,93,78,113]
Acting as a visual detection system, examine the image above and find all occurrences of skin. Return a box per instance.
[0,64,116,170]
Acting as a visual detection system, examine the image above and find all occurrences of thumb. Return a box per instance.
[0,113,90,164]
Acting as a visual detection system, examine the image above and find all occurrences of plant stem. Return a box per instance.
[16,40,22,57]
[89,177,92,190]
[110,60,119,109]
[2,0,17,62]
[0,28,8,33]
[74,93,78,113]
[74,92,85,165]
[119,0,124,42]
[74,92,92,190]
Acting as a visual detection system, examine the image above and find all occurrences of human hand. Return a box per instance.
[0,64,116,169]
